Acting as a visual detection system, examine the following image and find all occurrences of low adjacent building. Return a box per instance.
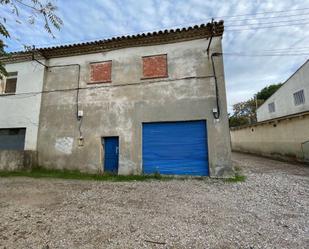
[231,60,309,163]
[1,21,233,177]
[0,59,45,170]
[257,60,309,122]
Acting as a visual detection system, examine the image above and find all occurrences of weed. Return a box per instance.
[224,174,246,183]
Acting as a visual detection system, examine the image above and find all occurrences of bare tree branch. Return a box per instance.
[0,0,63,76]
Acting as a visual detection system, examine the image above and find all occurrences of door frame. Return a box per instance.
[101,136,120,174]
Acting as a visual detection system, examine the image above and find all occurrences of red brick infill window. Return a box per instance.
[142,54,168,79]
[89,61,112,84]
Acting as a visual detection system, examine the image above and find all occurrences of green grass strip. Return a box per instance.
[0,167,173,182]
[0,167,246,183]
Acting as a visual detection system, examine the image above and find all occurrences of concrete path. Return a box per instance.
[233,151,309,176]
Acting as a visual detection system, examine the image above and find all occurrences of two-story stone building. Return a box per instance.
[1,21,233,177]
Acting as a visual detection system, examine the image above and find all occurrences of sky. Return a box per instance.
[1,0,309,112]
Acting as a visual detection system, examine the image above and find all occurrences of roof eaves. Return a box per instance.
[1,21,224,63]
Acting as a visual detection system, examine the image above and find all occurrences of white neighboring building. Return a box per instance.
[0,60,45,150]
[257,60,309,122]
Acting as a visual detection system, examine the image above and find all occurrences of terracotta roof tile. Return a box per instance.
[2,21,224,63]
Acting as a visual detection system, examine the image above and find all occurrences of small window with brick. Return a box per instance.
[89,61,112,84]
[142,54,168,79]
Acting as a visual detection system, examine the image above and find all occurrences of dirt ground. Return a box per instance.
[0,152,308,249]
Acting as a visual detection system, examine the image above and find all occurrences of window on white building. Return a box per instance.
[293,89,305,106]
[268,102,275,113]
[5,72,18,94]
[1,72,18,94]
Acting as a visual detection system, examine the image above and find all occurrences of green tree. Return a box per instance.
[229,83,282,127]
[0,0,62,77]
[229,114,248,127]
[229,98,264,127]
[256,83,283,101]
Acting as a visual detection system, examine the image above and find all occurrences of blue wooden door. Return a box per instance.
[103,137,119,174]
[142,120,209,176]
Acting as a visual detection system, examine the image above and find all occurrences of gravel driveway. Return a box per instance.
[0,152,308,249]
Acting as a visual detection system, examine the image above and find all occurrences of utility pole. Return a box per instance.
[254,94,258,123]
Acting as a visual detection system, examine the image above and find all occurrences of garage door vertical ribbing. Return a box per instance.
[142,120,209,176]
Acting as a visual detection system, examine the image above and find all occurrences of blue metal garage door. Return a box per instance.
[142,120,209,176]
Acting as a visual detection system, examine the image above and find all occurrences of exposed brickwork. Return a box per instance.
[142,54,168,79]
[89,61,112,83]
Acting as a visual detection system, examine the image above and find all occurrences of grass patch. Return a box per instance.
[224,174,246,183]
[0,167,173,182]
[224,165,246,183]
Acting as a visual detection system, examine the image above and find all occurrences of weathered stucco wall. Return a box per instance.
[37,38,233,177]
[0,150,37,171]
[0,150,24,171]
[0,61,45,150]
[257,60,309,122]
[231,113,309,162]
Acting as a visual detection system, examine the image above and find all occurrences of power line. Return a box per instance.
[225,22,309,31]
[6,7,309,50]
[225,18,309,27]
[263,46,309,51]
[262,48,309,53]
[0,75,215,99]
[11,19,309,50]
[1,50,308,99]
[224,12,309,22]
[222,52,309,57]
[214,7,309,19]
